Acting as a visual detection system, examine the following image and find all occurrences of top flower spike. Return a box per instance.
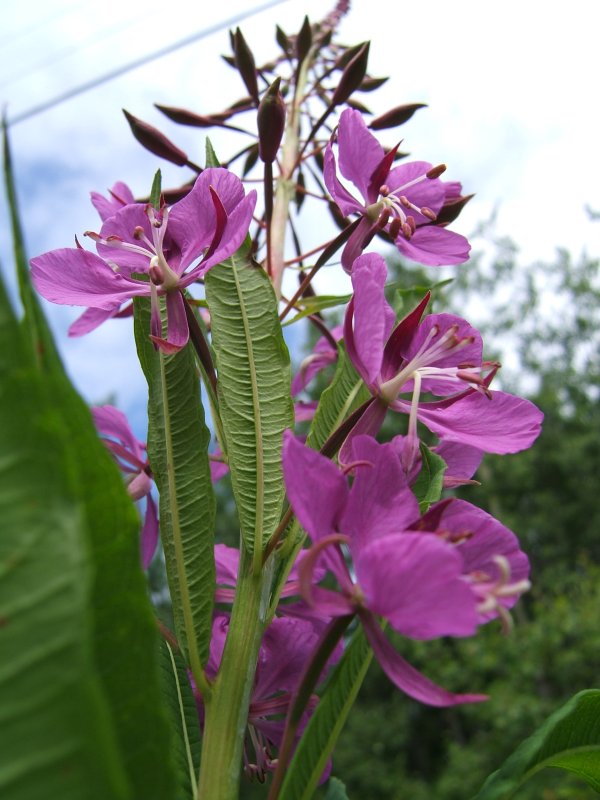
[324,109,471,271]
[30,169,256,352]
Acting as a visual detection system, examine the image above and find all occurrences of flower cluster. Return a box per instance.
[27,7,545,789]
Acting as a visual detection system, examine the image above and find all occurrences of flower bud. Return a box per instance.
[122,110,188,167]
[233,27,259,105]
[257,78,286,163]
[331,42,370,107]
[296,15,312,63]
[369,103,428,131]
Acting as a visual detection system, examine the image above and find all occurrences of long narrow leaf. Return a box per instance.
[0,276,130,799]
[205,246,293,563]
[279,627,373,800]
[159,640,202,800]
[134,298,216,677]
[3,128,178,797]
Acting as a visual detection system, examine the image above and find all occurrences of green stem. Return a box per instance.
[197,547,273,799]
[270,46,315,299]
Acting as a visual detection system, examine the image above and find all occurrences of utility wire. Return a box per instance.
[7,0,290,127]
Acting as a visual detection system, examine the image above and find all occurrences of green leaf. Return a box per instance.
[2,117,62,373]
[134,298,216,676]
[473,689,600,799]
[2,131,178,797]
[282,292,352,326]
[324,777,351,800]
[412,442,447,513]
[159,640,201,800]
[279,627,373,800]
[306,343,369,452]
[150,168,162,210]
[205,137,221,168]
[205,247,293,562]
[0,275,130,800]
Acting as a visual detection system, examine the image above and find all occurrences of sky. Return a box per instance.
[0,0,598,433]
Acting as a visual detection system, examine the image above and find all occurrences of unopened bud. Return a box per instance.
[275,25,291,55]
[331,41,370,107]
[358,76,389,93]
[369,103,427,131]
[257,78,286,163]
[426,163,447,179]
[233,28,259,104]
[296,15,312,63]
[123,110,188,167]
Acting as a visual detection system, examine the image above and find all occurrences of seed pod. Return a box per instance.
[257,78,286,163]
[122,110,188,167]
[331,42,370,107]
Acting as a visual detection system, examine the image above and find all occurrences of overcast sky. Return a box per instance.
[0,0,598,431]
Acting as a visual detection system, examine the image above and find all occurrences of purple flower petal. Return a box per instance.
[412,390,543,454]
[340,436,419,553]
[356,533,478,639]
[141,494,159,569]
[361,613,488,707]
[395,225,471,266]
[31,248,149,309]
[282,430,348,543]
[323,143,365,217]
[348,253,395,385]
[69,306,120,336]
[90,181,135,221]
[336,108,384,204]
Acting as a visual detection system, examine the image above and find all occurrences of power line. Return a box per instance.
[7,0,290,127]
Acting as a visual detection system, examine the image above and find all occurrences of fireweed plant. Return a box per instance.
[14,2,598,799]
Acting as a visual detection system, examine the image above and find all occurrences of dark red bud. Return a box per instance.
[346,98,371,114]
[233,28,259,105]
[123,110,188,167]
[276,25,291,54]
[335,41,366,69]
[296,15,313,63]
[369,103,428,131]
[295,169,306,212]
[257,78,286,163]
[435,193,474,226]
[358,76,390,92]
[331,42,370,106]
[155,105,221,128]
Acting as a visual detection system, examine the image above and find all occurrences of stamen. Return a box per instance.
[426,163,447,179]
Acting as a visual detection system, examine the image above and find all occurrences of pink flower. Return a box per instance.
[92,405,158,568]
[31,169,256,352]
[197,613,339,781]
[324,108,470,271]
[291,325,343,396]
[282,431,530,706]
[343,253,543,468]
